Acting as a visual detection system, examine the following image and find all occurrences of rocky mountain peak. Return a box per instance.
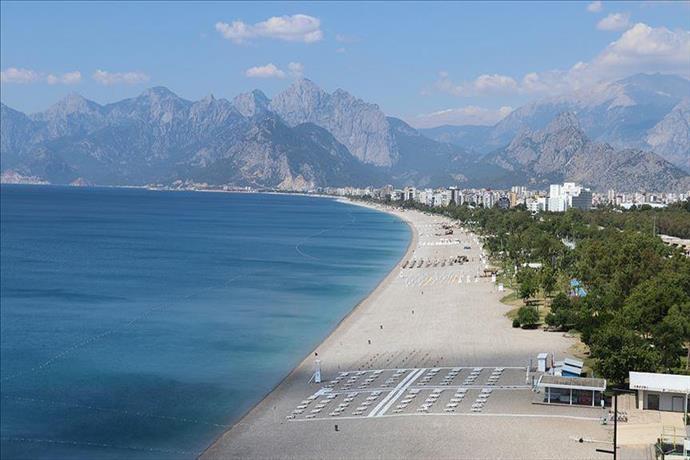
[232,89,270,118]
[141,86,179,100]
[645,97,690,171]
[269,78,328,124]
[542,111,582,135]
[290,78,326,96]
[42,93,102,118]
[269,79,396,166]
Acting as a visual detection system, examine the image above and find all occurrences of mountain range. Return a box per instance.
[420,73,690,172]
[1,74,689,192]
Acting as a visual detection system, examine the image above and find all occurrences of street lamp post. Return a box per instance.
[595,388,635,460]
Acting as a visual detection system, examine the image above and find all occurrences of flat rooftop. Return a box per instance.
[538,375,607,391]
[629,371,690,393]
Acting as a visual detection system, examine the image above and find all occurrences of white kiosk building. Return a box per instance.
[629,371,690,413]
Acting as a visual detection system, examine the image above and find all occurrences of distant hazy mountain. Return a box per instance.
[232,89,271,118]
[645,98,690,171]
[269,79,398,167]
[414,125,492,154]
[420,73,690,171]
[2,77,688,191]
[485,112,690,191]
[1,81,466,188]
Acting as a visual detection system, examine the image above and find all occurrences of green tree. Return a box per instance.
[517,269,539,303]
[622,273,689,337]
[540,267,557,297]
[590,321,661,385]
[517,306,540,329]
[545,292,574,330]
[653,303,690,370]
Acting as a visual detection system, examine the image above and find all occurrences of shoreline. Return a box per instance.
[201,200,608,460]
[200,197,418,456]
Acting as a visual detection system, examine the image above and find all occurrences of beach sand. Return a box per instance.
[202,202,611,459]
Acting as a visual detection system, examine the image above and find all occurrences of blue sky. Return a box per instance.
[2,1,689,127]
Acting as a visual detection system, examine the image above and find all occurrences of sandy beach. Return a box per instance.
[202,201,612,459]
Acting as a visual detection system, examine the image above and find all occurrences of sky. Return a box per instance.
[1,1,689,128]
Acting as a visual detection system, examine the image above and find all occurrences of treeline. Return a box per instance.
[396,199,690,384]
[583,200,690,239]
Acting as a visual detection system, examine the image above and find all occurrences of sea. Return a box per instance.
[0,185,410,459]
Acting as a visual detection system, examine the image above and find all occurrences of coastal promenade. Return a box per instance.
[203,203,611,459]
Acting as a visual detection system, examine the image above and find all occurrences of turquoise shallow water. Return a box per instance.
[0,186,409,459]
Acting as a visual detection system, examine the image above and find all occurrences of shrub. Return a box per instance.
[512,318,521,328]
[517,306,539,329]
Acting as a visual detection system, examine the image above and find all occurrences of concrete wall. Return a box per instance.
[637,389,689,412]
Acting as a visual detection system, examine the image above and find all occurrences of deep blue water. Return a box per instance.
[0,186,409,459]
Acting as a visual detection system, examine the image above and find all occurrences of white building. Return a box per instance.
[548,184,568,212]
[548,182,592,212]
[629,371,690,413]
[526,196,547,213]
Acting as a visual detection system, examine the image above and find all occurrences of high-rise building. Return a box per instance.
[547,182,592,212]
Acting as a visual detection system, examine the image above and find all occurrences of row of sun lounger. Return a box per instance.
[403,258,462,269]
[471,388,493,412]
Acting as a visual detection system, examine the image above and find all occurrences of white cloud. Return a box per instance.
[245,63,286,78]
[288,62,304,77]
[46,71,82,85]
[597,12,631,31]
[587,1,603,13]
[474,74,519,92]
[245,62,304,79]
[1,67,81,85]
[92,70,150,86]
[411,105,514,128]
[435,72,519,96]
[216,14,323,44]
[1,67,40,84]
[431,23,690,98]
[592,23,690,76]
